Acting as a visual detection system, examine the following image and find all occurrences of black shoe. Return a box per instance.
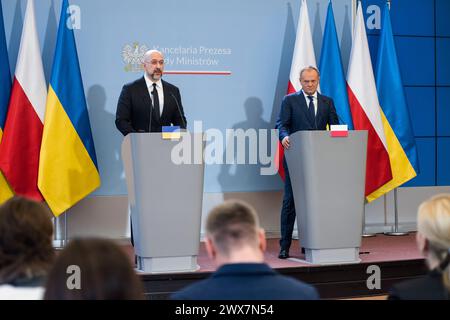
[278,249,289,259]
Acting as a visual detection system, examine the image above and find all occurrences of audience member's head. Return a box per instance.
[416,194,450,292]
[0,197,54,286]
[205,200,266,266]
[44,238,144,300]
[171,200,320,300]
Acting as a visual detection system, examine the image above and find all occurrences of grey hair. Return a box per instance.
[300,66,320,78]
[143,49,164,63]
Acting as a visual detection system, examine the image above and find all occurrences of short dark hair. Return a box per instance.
[44,238,144,300]
[206,200,260,256]
[0,197,54,284]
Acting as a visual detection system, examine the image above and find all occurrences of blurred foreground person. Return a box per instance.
[0,197,54,300]
[388,194,450,300]
[44,238,144,300]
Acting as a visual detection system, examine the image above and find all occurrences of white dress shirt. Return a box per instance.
[144,74,164,116]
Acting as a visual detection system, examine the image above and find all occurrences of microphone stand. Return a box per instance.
[170,92,187,129]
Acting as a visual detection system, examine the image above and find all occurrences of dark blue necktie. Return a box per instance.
[307,95,315,126]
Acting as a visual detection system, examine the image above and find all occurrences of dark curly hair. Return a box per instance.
[0,197,54,284]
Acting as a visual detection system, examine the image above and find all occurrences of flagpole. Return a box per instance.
[64,211,68,246]
[385,188,409,236]
[52,217,61,248]
[362,206,376,237]
[382,0,408,237]
[52,212,69,248]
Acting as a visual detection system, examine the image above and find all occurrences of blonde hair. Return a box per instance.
[417,194,450,292]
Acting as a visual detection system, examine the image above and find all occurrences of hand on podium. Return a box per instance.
[282,136,290,149]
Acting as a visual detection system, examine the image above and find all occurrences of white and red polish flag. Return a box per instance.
[347,3,392,199]
[0,0,47,201]
[277,0,317,180]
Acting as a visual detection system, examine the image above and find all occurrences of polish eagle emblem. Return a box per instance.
[122,42,149,72]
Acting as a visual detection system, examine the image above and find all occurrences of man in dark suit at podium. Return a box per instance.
[171,200,319,300]
[276,66,339,259]
[115,49,187,135]
[116,50,187,247]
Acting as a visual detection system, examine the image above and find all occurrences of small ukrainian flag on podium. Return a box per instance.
[162,126,181,140]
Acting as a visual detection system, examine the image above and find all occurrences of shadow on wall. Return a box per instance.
[340,5,352,72]
[312,1,323,60]
[218,97,281,192]
[87,85,125,194]
[270,2,296,127]
[42,0,57,81]
[8,0,23,70]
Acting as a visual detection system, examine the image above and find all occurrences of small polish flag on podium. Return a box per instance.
[330,124,349,137]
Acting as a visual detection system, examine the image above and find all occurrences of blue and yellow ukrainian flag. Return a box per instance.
[162,126,181,140]
[369,4,419,202]
[0,2,13,203]
[38,0,100,216]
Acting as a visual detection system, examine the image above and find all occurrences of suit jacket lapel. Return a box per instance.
[297,90,315,127]
[161,80,169,120]
[294,91,310,124]
[138,77,153,110]
[136,77,154,128]
[139,77,159,129]
[316,93,326,127]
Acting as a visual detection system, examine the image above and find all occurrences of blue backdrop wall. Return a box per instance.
[362,0,450,187]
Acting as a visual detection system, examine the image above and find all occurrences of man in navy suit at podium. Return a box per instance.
[115,49,187,135]
[276,66,339,259]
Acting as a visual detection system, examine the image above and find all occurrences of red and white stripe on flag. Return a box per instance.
[346,3,392,199]
[0,0,47,201]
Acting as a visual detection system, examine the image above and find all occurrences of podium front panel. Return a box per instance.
[285,130,367,251]
[122,133,204,260]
